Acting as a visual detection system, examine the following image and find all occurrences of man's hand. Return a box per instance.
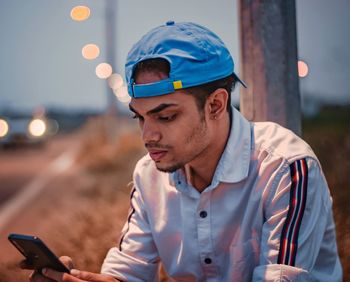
[40,268,118,282]
[20,255,73,282]
[22,256,119,282]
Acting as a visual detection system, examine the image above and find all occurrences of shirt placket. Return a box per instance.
[196,190,219,281]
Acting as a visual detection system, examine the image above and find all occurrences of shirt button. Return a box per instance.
[204,258,212,264]
[199,211,207,218]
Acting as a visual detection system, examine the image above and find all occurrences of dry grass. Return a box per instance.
[0,115,146,281]
[303,106,350,279]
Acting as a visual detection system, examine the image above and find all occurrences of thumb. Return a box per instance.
[59,256,74,270]
[70,270,120,282]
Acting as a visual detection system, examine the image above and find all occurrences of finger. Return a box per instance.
[29,270,55,282]
[59,256,74,270]
[20,258,34,270]
[42,268,64,282]
[70,269,94,280]
[70,269,114,281]
[42,268,81,282]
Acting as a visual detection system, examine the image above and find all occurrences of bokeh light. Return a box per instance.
[108,73,124,90]
[33,106,46,117]
[298,60,309,78]
[70,6,90,21]
[119,95,131,104]
[114,86,131,103]
[49,119,59,136]
[0,119,9,137]
[28,119,46,137]
[82,44,100,60]
[95,63,112,79]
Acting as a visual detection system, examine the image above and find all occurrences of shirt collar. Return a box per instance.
[170,107,252,193]
[213,107,251,183]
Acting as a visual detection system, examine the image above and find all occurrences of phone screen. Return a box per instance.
[8,233,70,273]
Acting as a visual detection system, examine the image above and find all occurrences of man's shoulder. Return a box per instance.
[134,153,156,173]
[252,121,317,163]
[135,153,152,166]
[133,154,168,180]
[132,154,174,197]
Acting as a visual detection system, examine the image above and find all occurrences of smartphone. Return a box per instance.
[8,233,70,273]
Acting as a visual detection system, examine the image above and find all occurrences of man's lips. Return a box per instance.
[148,150,167,161]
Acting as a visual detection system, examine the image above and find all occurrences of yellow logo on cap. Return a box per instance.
[173,80,183,90]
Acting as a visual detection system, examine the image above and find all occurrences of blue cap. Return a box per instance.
[126,21,246,98]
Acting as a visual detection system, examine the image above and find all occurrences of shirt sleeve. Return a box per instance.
[252,157,342,281]
[101,185,160,282]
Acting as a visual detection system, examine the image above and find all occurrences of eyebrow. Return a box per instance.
[129,103,177,116]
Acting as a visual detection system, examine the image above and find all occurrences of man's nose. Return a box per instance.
[141,120,161,143]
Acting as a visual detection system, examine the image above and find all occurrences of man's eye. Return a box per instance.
[158,115,176,122]
[132,114,143,121]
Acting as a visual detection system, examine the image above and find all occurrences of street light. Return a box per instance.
[70,6,90,22]
[28,119,46,137]
[95,63,112,79]
[82,44,100,60]
[113,86,131,104]
[0,119,9,137]
[108,73,123,89]
[298,60,309,78]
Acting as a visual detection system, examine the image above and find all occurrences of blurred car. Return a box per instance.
[0,114,57,147]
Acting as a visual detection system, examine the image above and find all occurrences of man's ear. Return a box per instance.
[206,88,229,120]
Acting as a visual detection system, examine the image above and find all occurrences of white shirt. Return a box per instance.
[101,107,342,282]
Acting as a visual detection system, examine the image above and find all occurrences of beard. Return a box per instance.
[150,116,209,173]
[156,162,183,173]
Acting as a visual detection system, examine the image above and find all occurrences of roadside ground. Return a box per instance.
[0,116,145,282]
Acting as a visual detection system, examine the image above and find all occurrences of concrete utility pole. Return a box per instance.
[238,0,301,135]
[105,0,118,116]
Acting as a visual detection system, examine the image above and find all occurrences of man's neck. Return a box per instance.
[184,113,231,193]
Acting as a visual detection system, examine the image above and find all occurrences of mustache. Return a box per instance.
[145,142,172,150]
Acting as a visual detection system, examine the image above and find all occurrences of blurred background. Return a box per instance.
[0,0,349,281]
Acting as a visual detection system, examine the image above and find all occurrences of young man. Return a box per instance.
[29,22,342,281]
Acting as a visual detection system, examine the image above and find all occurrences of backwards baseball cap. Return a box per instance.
[126,21,246,98]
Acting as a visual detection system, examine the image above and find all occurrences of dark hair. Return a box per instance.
[133,58,237,113]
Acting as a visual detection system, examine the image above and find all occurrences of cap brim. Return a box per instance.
[233,73,247,88]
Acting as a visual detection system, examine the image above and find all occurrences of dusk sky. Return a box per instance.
[0,0,349,112]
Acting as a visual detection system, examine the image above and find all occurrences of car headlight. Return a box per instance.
[28,118,47,137]
[0,119,9,137]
